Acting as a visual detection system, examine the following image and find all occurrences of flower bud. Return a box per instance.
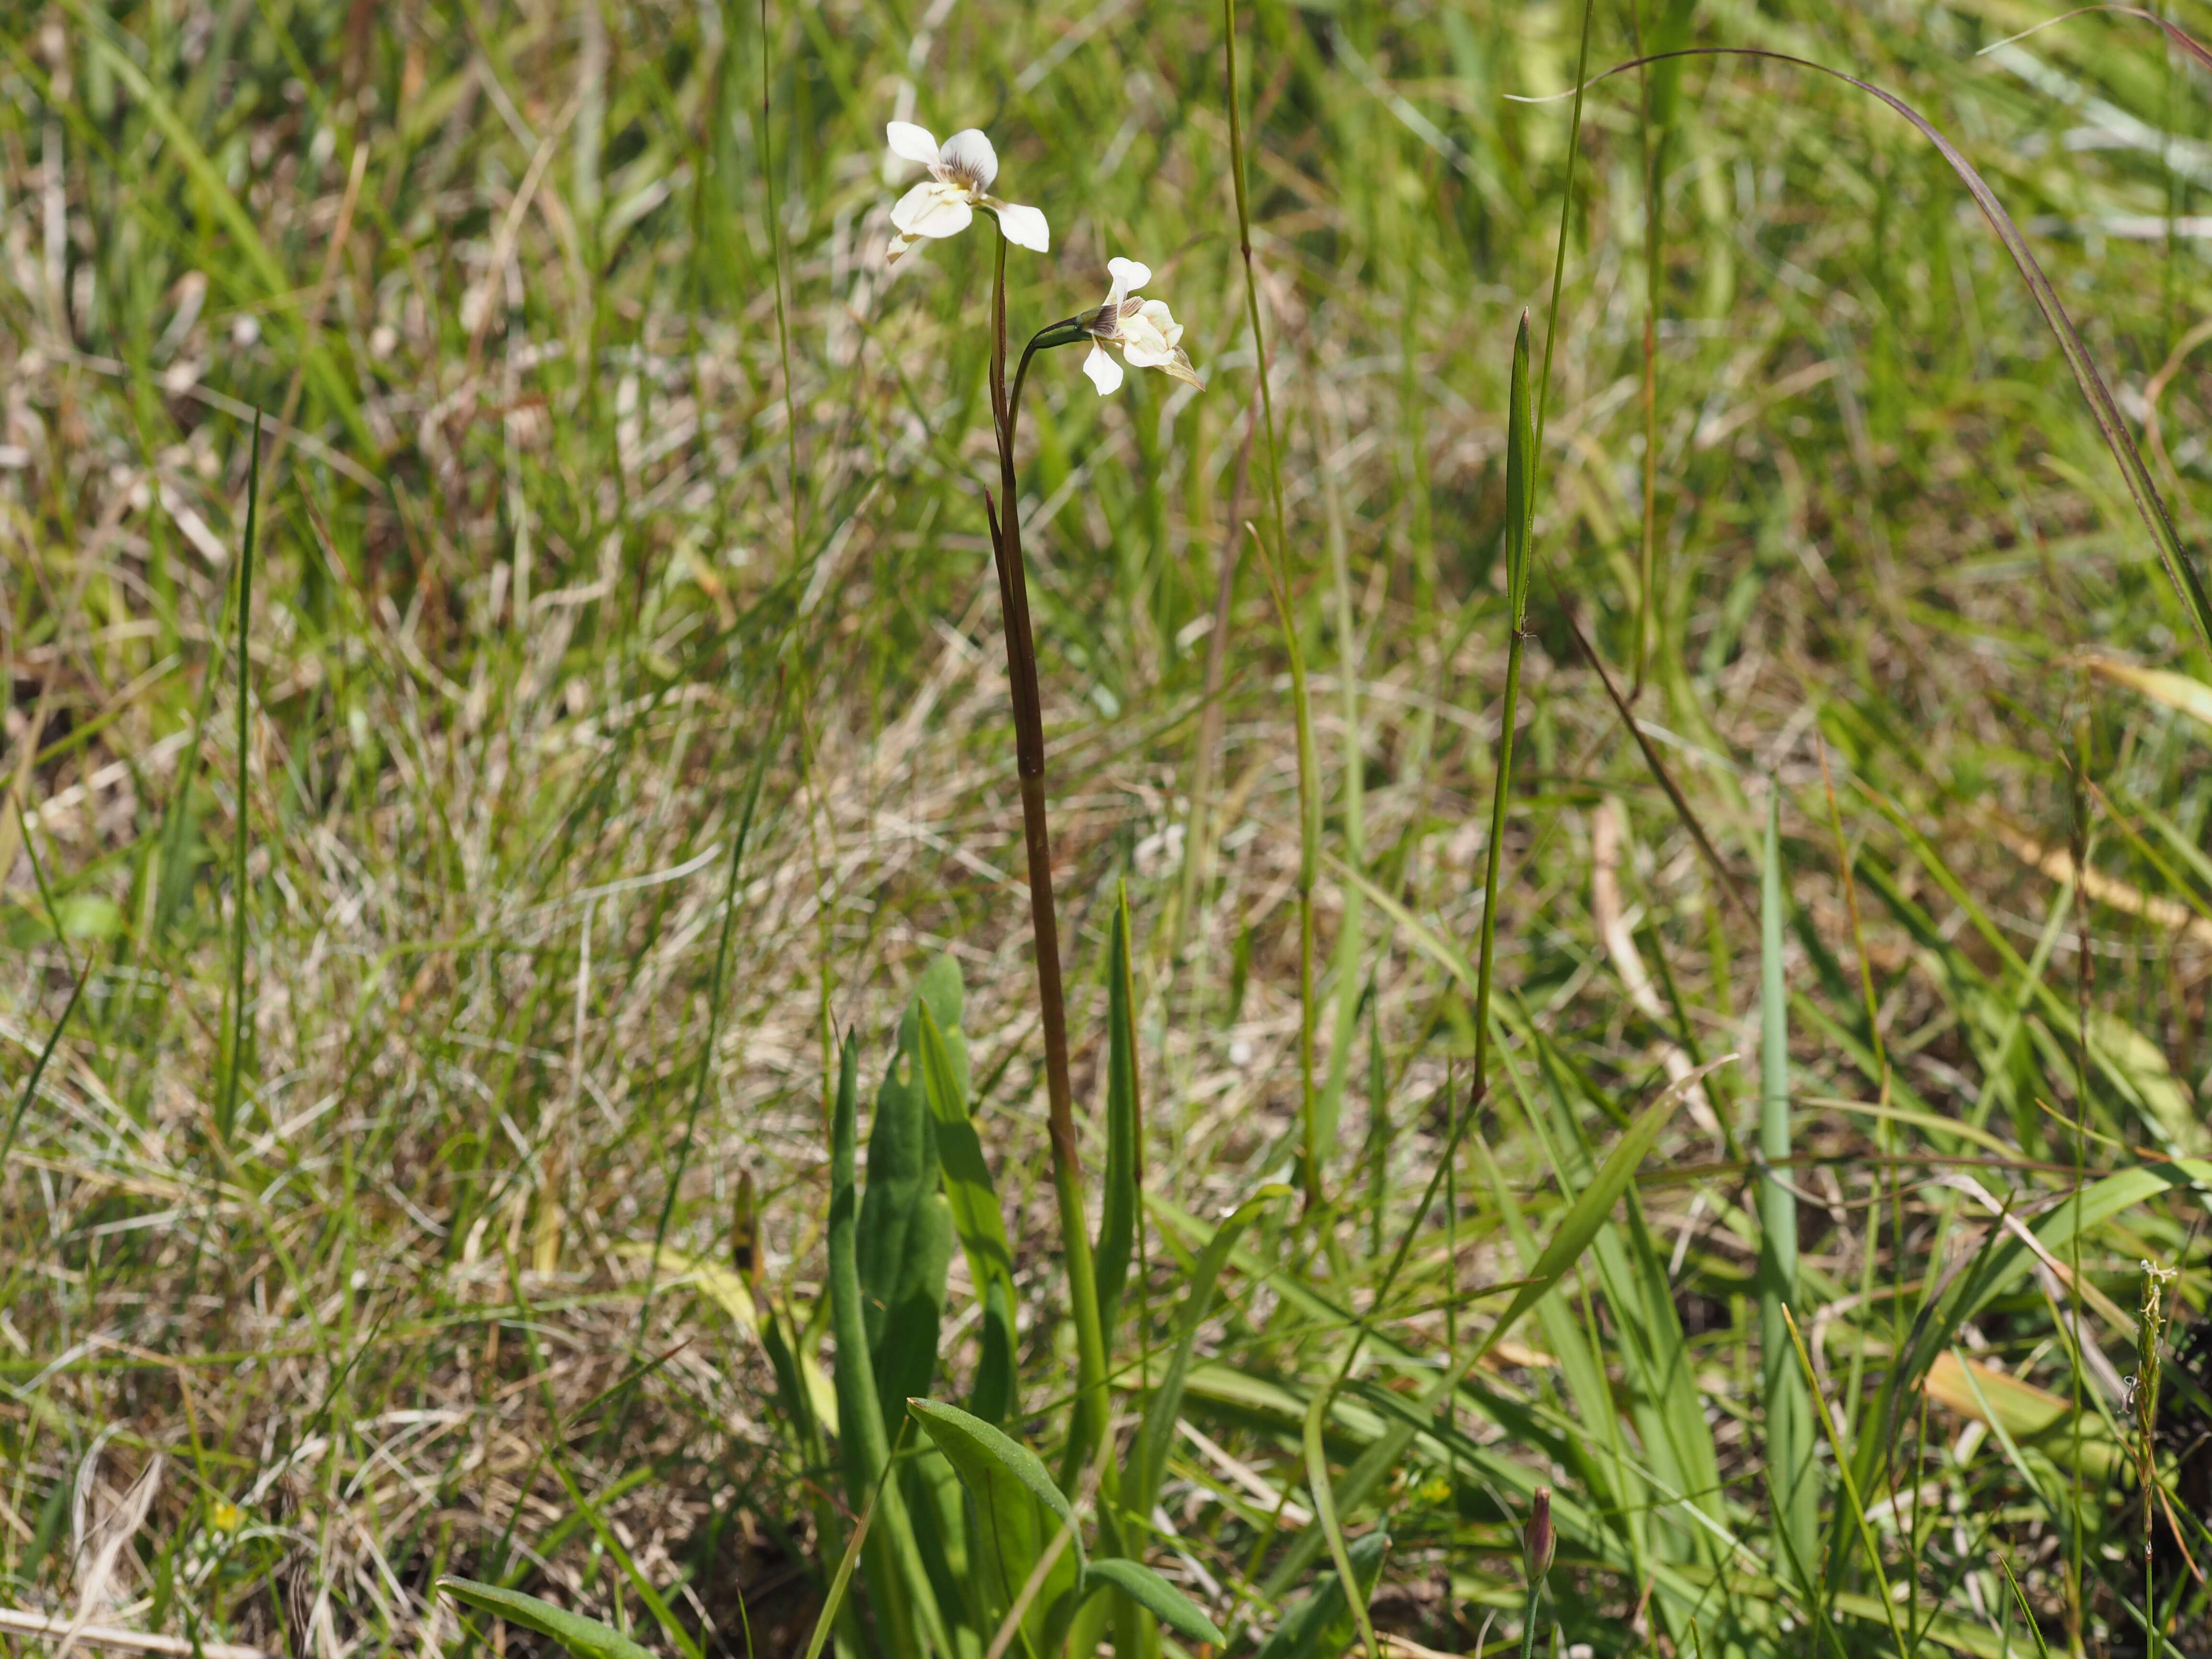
[1524,1487,1555,1585]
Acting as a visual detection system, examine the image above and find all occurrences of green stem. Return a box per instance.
[217,414,262,1146]
[1257,545,1321,1206]
[1533,0,1597,458]
[986,237,1110,1487]
[761,0,800,565]
[1220,0,1320,1209]
[1304,316,1537,1463]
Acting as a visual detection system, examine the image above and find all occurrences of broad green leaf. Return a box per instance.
[437,1578,656,1659]
[918,1000,1017,1426]
[1251,1532,1389,1659]
[909,1398,1082,1657]
[827,1033,942,1659]
[858,957,961,1418]
[1079,1558,1226,1647]
[1094,888,1142,1346]
[830,1033,890,1502]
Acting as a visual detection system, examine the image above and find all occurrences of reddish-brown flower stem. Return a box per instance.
[985,228,1110,1485]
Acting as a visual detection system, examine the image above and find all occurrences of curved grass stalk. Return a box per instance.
[1219,0,1323,1211]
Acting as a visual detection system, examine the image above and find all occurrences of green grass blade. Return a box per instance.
[0,963,91,1174]
[215,413,260,1147]
[1251,1534,1390,1659]
[1129,1186,1289,1524]
[800,1423,905,1659]
[1262,1057,1713,1595]
[1601,42,2212,656]
[1758,791,1818,1592]
[438,1579,658,1659]
[1078,1559,1225,1647]
[545,1460,704,1659]
[1302,1389,1382,1659]
[1482,1059,1709,1356]
[1781,1306,1900,1656]
[1095,886,1141,1346]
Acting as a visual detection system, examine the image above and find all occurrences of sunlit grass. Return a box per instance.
[6,0,2212,1654]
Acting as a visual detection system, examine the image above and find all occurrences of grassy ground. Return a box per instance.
[7,0,2212,1653]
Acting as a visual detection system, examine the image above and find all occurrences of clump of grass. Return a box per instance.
[8,1,2212,1657]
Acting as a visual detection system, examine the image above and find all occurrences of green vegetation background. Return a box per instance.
[6,0,2212,1653]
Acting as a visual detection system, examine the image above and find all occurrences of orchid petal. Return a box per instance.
[886,121,941,166]
[1083,343,1125,396]
[1118,311,1175,366]
[987,199,1049,252]
[1136,298,1184,348]
[891,182,974,240]
[938,129,999,190]
[1105,257,1151,307]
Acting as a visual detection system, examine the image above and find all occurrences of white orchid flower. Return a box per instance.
[884,122,1049,263]
[1080,258,1202,396]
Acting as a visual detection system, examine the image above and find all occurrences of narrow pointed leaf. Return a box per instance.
[1262,1057,1720,1597]
[1094,888,1142,1345]
[1079,1558,1226,1646]
[437,1579,657,1659]
[1252,1533,1390,1659]
[917,999,1018,1426]
[1130,1185,1291,1520]
[858,957,960,1417]
[1304,1390,1382,1659]
[827,1033,939,1659]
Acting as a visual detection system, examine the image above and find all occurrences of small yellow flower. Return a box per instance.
[884,123,1049,264]
[1080,258,1201,396]
[208,1500,243,1532]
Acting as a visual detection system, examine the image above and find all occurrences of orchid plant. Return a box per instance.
[849,104,1221,1659]
[880,114,1202,1491]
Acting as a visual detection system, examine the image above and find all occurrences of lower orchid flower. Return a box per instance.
[1079,257,1202,395]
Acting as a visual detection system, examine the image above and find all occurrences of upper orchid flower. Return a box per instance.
[1080,258,1202,395]
[884,122,1049,264]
